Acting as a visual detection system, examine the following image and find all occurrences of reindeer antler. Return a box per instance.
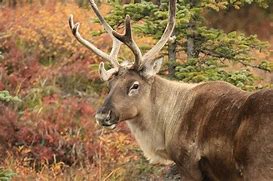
[112,15,143,69]
[112,0,176,69]
[68,0,121,68]
[69,0,176,78]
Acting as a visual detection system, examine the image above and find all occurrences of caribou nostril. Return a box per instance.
[95,110,112,122]
[106,110,111,120]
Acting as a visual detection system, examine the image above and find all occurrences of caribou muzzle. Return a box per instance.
[95,108,119,129]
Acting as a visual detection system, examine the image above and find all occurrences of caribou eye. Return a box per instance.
[128,81,139,96]
[131,82,139,90]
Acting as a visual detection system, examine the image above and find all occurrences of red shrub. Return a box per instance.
[0,104,17,161]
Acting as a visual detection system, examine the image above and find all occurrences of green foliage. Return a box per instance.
[175,58,256,90]
[0,168,16,181]
[105,0,271,89]
[105,1,158,26]
[198,29,269,64]
[0,91,21,103]
[23,84,57,110]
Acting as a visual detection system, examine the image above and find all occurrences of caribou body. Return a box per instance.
[69,0,273,180]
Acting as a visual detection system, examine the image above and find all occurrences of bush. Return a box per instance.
[0,168,16,181]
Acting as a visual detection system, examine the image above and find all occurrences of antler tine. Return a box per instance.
[112,15,143,69]
[142,0,176,62]
[69,15,114,64]
[69,0,122,68]
[88,0,122,62]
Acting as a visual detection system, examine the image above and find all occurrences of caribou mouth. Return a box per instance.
[100,121,118,130]
[95,119,117,130]
[103,124,117,130]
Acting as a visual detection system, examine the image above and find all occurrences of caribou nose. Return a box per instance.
[95,110,118,129]
[95,110,112,125]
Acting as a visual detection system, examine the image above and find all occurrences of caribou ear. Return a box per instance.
[99,62,118,81]
[141,57,163,79]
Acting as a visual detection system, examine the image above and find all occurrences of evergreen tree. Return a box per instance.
[100,0,272,90]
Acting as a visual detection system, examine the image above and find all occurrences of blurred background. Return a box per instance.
[0,0,273,180]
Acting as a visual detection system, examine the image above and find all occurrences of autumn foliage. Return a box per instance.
[0,1,163,180]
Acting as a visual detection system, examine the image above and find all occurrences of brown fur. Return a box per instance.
[165,80,273,180]
[97,69,273,180]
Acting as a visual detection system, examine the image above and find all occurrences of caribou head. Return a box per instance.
[69,0,176,129]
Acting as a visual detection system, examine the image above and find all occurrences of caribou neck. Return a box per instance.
[151,76,198,141]
[126,76,197,164]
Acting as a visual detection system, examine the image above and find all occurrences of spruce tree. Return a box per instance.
[98,0,272,90]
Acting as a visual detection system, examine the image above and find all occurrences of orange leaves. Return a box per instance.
[0,1,110,63]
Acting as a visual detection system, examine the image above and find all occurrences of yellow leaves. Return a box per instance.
[1,1,110,58]
[50,161,65,175]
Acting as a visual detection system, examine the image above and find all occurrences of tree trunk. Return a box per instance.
[8,0,17,8]
[121,0,131,4]
[152,0,160,6]
[168,30,176,78]
[186,0,198,60]
[187,19,196,59]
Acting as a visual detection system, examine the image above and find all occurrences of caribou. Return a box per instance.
[69,0,273,180]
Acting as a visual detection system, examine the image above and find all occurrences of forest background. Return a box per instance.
[0,0,273,180]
